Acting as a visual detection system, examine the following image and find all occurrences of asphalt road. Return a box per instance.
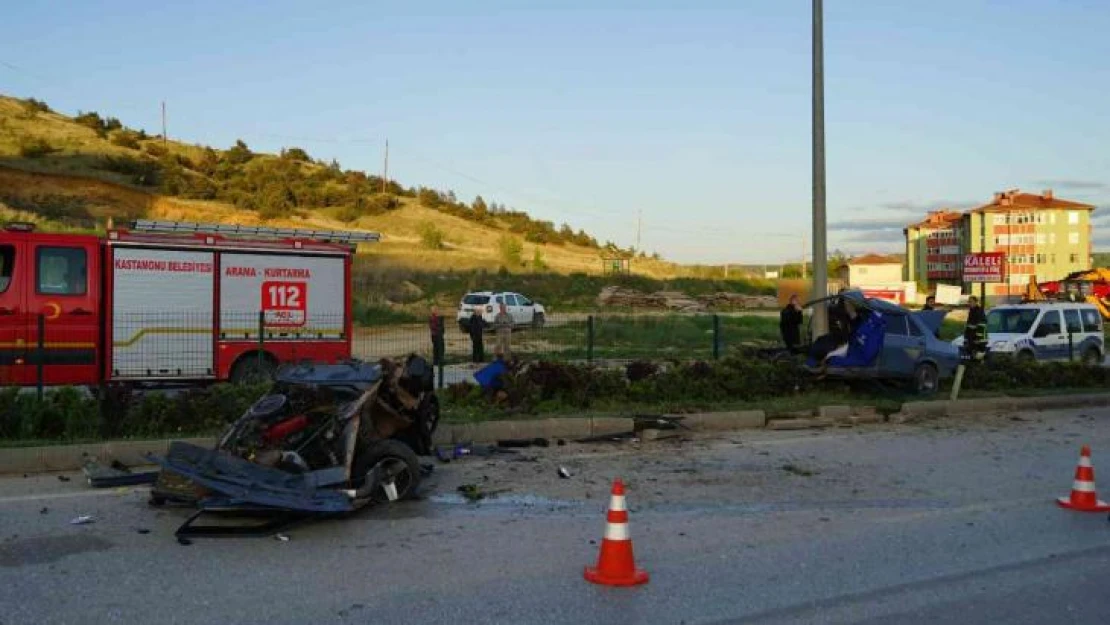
[2,408,1110,624]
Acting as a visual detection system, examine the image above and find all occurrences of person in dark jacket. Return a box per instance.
[922,295,936,311]
[467,309,485,363]
[827,291,852,344]
[779,294,804,353]
[429,307,445,365]
[964,296,988,360]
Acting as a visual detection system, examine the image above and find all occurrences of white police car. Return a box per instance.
[952,302,1104,365]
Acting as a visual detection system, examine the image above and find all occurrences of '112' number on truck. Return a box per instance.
[263,281,307,326]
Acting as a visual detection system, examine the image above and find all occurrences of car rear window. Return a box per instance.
[463,294,490,305]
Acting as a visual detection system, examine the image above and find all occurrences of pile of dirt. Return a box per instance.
[697,292,778,309]
[596,286,775,311]
[597,286,703,311]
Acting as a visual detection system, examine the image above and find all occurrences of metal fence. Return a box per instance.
[4,311,788,392]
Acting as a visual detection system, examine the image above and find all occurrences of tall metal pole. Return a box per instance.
[811,0,829,333]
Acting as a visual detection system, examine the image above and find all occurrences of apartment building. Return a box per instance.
[905,189,1095,297]
[904,210,964,288]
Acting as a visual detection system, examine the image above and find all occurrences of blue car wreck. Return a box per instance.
[800,291,960,395]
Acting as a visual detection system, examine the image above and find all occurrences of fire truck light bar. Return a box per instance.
[130,220,381,243]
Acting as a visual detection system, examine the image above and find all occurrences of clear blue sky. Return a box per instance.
[4,1,1109,263]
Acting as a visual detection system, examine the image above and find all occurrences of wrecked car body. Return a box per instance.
[768,291,959,395]
[148,357,439,536]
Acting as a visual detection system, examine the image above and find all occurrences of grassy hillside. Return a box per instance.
[0,94,695,277]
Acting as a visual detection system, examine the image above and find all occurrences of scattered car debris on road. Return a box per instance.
[558,467,572,479]
[83,459,159,488]
[56,475,70,483]
[497,438,550,448]
[69,515,95,525]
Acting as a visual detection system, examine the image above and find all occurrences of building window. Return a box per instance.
[1051,213,1057,225]
[1051,254,1057,264]
[1070,253,1080,264]
[1037,233,1046,245]
[1069,211,1080,225]
[1050,233,1057,245]
[1036,254,1046,264]
[1069,231,1080,245]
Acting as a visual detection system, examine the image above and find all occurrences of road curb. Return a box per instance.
[9,393,1109,474]
[0,437,215,475]
[889,392,1110,424]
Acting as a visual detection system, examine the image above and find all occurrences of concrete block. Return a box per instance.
[849,413,884,425]
[0,437,215,475]
[887,412,915,425]
[818,405,853,421]
[591,417,635,436]
[900,401,946,418]
[767,417,834,431]
[946,397,1016,417]
[641,429,681,441]
[449,420,536,443]
[681,410,766,431]
[535,418,593,440]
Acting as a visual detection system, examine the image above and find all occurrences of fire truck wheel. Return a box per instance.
[229,353,278,384]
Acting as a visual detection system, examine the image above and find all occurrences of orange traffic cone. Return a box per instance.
[1057,445,1110,512]
[584,478,649,587]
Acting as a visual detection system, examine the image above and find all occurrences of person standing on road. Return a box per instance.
[964,295,988,360]
[429,306,445,366]
[779,294,804,353]
[494,302,513,361]
[468,309,485,363]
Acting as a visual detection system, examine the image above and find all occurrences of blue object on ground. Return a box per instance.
[474,359,508,390]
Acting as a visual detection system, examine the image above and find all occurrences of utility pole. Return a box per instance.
[381,139,390,194]
[811,0,829,333]
[161,101,167,147]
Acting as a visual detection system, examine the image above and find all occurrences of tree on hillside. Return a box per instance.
[110,130,141,149]
[195,147,220,176]
[419,222,447,250]
[75,111,108,137]
[21,98,51,116]
[417,187,443,208]
[531,247,547,271]
[281,147,312,162]
[224,139,254,165]
[472,195,489,217]
[498,234,523,268]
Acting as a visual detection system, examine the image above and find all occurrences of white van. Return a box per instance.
[952,302,1104,365]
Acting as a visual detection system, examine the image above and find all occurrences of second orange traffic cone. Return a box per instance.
[584,478,649,586]
[1057,445,1110,512]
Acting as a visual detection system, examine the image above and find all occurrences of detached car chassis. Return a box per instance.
[148,356,439,538]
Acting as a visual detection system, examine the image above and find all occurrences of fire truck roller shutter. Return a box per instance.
[111,248,216,378]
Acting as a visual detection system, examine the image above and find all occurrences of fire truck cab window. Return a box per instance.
[0,245,14,293]
[36,247,87,295]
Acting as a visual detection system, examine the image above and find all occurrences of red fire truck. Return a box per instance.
[0,220,378,387]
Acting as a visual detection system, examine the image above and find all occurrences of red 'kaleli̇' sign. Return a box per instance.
[963,252,1006,283]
